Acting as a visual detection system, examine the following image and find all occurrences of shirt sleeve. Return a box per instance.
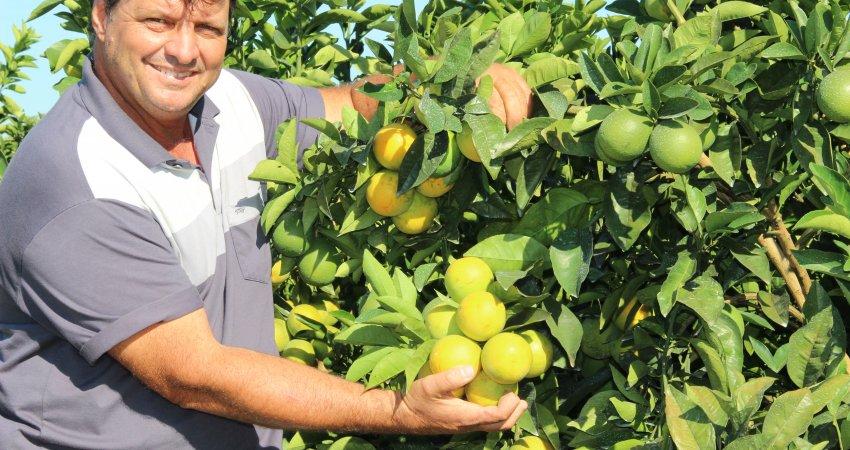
[228,70,326,163]
[18,199,204,365]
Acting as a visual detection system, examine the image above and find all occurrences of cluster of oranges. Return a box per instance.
[365,123,480,234]
[421,257,555,408]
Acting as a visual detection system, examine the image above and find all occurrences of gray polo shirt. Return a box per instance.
[0,58,323,449]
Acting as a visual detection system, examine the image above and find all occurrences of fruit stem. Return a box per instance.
[666,0,687,26]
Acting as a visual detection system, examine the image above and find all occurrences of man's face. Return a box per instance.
[93,0,229,121]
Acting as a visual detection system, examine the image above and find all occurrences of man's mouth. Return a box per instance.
[149,64,197,81]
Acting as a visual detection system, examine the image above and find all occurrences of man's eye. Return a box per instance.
[146,18,168,26]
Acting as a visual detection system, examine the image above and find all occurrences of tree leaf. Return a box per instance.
[514,188,591,245]
[794,209,850,239]
[760,42,807,60]
[787,307,847,387]
[545,304,582,367]
[334,323,402,346]
[366,347,414,388]
[345,347,398,382]
[249,159,298,184]
[464,234,548,272]
[762,388,817,449]
[657,251,697,317]
[676,276,725,325]
[550,228,593,299]
[664,384,717,450]
[362,250,398,297]
[511,12,551,57]
[603,171,654,251]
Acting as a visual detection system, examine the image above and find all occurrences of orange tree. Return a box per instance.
[12,0,850,448]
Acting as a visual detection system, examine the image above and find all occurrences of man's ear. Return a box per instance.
[91,0,109,42]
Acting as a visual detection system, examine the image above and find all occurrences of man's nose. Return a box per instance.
[164,25,200,66]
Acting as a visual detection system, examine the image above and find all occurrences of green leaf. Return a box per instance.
[310,8,369,32]
[684,385,730,427]
[787,308,847,388]
[493,117,555,159]
[795,209,850,239]
[247,49,277,70]
[464,234,548,272]
[658,97,699,119]
[604,171,654,251]
[275,120,298,175]
[729,241,773,285]
[366,347,414,388]
[714,1,767,21]
[550,228,593,299]
[334,323,402,346]
[809,374,850,413]
[797,249,850,282]
[261,187,299,234]
[397,132,442,193]
[809,164,850,217]
[345,346,397,382]
[516,147,555,210]
[362,250,398,297]
[301,118,341,142]
[762,388,817,449]
[511,12,551,57]
[52,39,88,73]
[248,159,298,184]
[657,251,697,317]
[673,10,721,50]
[760,42,807,60]
[731,377,774,428]
[664,384,717,450]
[677,276,725,325]
[328,436,376,450]
[545,305,582,367]
[705,202,764,233]
[524,57,580,88]
[27,0,63,21]
[498,12,525,56]
[432,28,472,84]
[578,53,607,95]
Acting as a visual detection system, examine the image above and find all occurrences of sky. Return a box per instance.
[0,1,418,115]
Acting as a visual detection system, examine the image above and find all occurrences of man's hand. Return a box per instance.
[392,366,528,434]
[479,64,534,130]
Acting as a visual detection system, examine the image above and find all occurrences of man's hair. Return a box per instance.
[91,0,237,46]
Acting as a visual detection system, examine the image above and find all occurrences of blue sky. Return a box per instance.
[1,2,76,114]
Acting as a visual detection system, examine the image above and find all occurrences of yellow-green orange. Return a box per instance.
[287,303,324,336]
[481,332,532,384]
[614,297,652,331]
[392,192,438,234]
[510,436,555,450]
[648,120,702,174]
[272,211,308,257]
[271,258,295,286]
[373,123,416,170]
[642,0,673,21]
[425,303,462,339]
[456,292,506,341]
[594,109,652,165]
[520,330,554,378]
[817,67,850,123]
[429,335,481,397]
[465,371,518,406]
[417,175,454,198]
[457,124,481,162]
[281,339,316,365]
[273,318,290,352]
[445,257,494,302]
[366,170,414,217]
[297,239,340,286]
[310,302,338,326]
[433,131,462,177]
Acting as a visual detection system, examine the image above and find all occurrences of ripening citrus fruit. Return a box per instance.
[281,339,316,366]
[445,257,494,302]
[272,211,309,257]
[465,371,518,406]
[520,330,554,378]
[425,303,462,339]
[456,292,506,341]
[392,192,438,234]
[429,335,482,397]
[373,123,416,170]
[309,302,338,326]
[433,131,462,177]
[594,109,653,165]
[366,170,415,217]
[817,67,850,123]
[510,436,555,450]
[297,239,340,286]
[648,120,702,174]
[287,303,324,336]
[481,332,533,384]
[271,258,294,286]
[457,124,481,162]
[642,0,673,21]
[417,174,455,198]
[273,318,290,352]
[614,297,652,331]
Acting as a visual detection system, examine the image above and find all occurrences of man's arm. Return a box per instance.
[109,308,527,434]
[320,65,533,129]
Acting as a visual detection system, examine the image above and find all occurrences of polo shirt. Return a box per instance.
[0,57,323,449]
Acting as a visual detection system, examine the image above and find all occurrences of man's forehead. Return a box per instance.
[119,0,230,16]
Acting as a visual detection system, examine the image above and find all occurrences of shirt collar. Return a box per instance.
[78,57,220,168]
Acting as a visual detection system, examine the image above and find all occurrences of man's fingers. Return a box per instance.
[422,366,476,398]
[499,399,528,430]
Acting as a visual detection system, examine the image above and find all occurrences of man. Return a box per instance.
[0,0,534,448]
